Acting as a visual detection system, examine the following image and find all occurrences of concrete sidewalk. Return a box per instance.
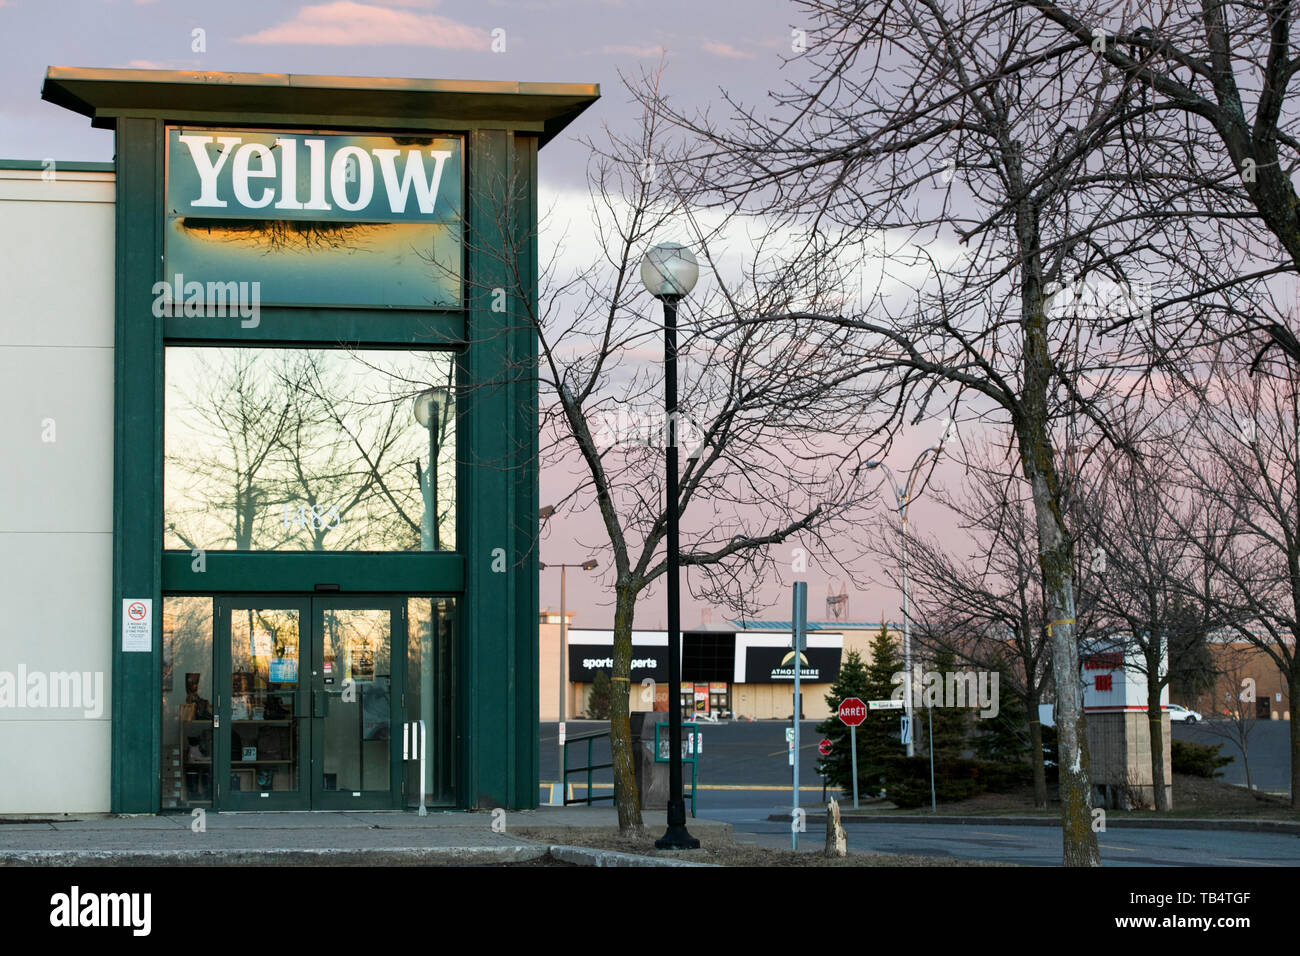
[0,807,731,866]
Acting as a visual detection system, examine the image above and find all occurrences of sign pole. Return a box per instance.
[928,702,937,812]
[837,698,868,812]
[791,582,807,851]
[850,723,859,809]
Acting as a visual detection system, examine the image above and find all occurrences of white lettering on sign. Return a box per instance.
[232,142,275,209]
[581,657,657,670]
[374,148,454,214]
[176,134,241,207]
[173,133,455,217]
[282,504,342,532]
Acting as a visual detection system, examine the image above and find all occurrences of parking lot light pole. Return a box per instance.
[865,429,950,758]
[641,241,701,851]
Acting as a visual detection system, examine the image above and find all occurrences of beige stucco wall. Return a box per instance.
[1086,710,1174,810]
[539,614,583,721]
[0,167,116,813]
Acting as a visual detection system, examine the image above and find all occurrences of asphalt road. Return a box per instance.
[729,818,1300,866]
[539,718,1296,865]
[543,718,1293,794]
[541,719,844,791]
[1173,720,1292,793]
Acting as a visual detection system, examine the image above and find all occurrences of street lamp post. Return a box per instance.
[866,432,949,758]
[538,511,598,807]
[641,241,701,850]
[413,387,450,551]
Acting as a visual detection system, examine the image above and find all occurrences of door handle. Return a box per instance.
[313,689,330,718]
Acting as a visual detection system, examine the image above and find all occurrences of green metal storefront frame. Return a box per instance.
[42,68,598,814]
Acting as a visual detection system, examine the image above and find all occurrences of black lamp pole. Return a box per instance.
[656,294,699,850]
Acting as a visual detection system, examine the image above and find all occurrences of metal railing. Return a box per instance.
[562,728,614,806]
[654,721,700,817]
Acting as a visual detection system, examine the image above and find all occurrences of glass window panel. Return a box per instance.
[164,347,455,552]
[165,219,461,309]
[160,596,214,808]
[320,608,393,792]
[230,607,302,795]
[406,597,457,807]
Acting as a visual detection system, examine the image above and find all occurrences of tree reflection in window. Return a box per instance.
[164,347,455,552]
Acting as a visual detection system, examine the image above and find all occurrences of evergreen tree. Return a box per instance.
[916,649,972,761]
[816,626,906,795]
[859,626,906,781]
[585,670,612,719]
[814,649,871,791]
[974,653,1030,763]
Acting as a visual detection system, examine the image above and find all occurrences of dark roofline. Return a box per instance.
[41,67,599,146]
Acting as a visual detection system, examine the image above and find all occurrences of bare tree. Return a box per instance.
[1200,644,1266,793]
[1161,352,1300,806]
[641,0,1201,864]
[1073,450,1222,809]
[869,443,1068,808]
[1011,0,1300,365]
[460,75,878,834]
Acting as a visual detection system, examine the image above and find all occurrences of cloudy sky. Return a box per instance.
[1,0,941,629]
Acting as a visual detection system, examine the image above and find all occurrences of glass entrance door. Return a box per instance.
[215,597,310,809]
[213,595,406,810]
[310,597,405,810]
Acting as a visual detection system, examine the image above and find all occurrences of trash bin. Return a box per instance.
[631,710,670,809]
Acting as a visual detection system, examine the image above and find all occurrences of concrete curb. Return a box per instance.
[547,845,718,867]
[0,846,550,867]
[779,813,1300,835]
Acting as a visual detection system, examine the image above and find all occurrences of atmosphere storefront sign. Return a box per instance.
[165,128,463,308]
[744,646,841,683]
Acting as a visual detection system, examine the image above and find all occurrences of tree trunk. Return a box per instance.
[1147,674,1170,811]
[1019,437,1101,865]
[1027,688,1048,809]
[609,580,643,834]
[1289,670,1299,808]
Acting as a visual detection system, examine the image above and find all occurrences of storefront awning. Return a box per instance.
[42,67,600,145]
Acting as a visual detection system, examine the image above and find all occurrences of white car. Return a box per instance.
[1167,704,1203,724]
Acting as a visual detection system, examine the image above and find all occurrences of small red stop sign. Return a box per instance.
[818,737,833,756]
[838,697,867,726]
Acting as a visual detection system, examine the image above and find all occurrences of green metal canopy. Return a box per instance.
[42,67,599,144]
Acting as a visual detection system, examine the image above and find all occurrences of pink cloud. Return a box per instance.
[237,1,489,49]
[701,40,754,59]
[602,44,666,58]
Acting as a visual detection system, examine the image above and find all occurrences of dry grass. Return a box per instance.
[511,827,1012,867]
[859,775,1295,819]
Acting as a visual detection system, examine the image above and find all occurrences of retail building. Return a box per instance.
[0,67,598,814]
[538,614,896,721]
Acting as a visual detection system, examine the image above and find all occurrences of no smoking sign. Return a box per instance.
[121,598,152,652]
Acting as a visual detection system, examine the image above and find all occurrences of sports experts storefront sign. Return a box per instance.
[568,648,667,683]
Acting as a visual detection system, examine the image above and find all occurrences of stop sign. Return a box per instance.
[818,737,833,756]
[838,697,867,726]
